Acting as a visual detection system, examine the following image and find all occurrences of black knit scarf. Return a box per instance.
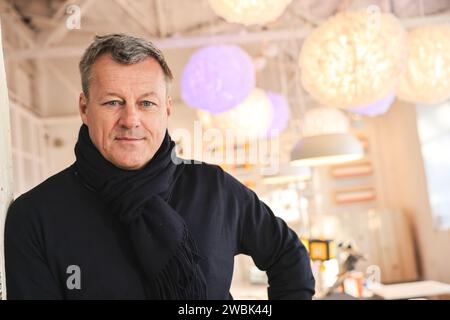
[74,124,206,299]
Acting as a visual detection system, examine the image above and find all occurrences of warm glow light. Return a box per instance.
[209,0,292,26]
[299,10,407,109]
[397,25,450,105]
[198,88,273,138]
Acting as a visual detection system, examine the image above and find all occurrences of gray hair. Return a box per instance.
[79,33,173,99]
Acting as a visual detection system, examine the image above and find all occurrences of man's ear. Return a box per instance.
[166,96,173,117]
[79,93,89,125]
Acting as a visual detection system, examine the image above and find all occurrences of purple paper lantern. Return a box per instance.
[181,45,255,114]
[349,93,396,117]
[267,92,290,138]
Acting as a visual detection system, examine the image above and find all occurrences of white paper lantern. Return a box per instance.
[198,88,272,138]
[397,25,450,105]
[299,10,407,109]
[208,0,292,26]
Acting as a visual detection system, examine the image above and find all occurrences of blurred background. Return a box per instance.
[1,0,450,299]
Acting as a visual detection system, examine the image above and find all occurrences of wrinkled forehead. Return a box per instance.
[89,54,166,95]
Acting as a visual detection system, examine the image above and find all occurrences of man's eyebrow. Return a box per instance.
[102,92,159,100]
[104,93,124,99]
[138,92,158,99]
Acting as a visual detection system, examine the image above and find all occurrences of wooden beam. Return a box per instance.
[0,16,14,300]
[10,8,450,61]
[39,0,96,48]
[153,0,168,38]
[10,26,313,60]
[0,0,35,49]
[113,0,154,35]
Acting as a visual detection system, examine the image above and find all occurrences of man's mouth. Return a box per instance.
[115,137,145,141]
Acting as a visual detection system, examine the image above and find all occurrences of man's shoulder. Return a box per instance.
[179,160,231,184]
[178,160,252,197]
[181,160,224,176]
[9,164,77,211]
[5,165,79,234]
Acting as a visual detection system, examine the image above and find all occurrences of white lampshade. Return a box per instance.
[291,107,363,166]
[198,88,273,138]
[397,25,450,105]
[208,0,292,26]
[299,10,407,109]
[290,133,364,167]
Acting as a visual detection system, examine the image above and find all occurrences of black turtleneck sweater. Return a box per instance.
[5,162,315,300]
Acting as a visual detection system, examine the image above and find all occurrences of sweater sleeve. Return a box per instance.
[4,198,63,300]
[232,178,315,300]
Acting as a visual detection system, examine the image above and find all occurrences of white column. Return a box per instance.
[0,18,14,300]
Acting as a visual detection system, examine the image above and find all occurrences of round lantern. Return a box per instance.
[181,45,255,113]
[198,88,272,138]
[299,10,407,109]
[397,25,450,105]
[208,0,292,26]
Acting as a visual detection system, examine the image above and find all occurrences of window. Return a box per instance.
[416,101,450,230]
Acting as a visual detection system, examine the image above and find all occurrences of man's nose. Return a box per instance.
[119,103,140,128]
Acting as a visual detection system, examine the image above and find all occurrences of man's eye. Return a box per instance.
[142,101,156,108]
[105,101,122,106]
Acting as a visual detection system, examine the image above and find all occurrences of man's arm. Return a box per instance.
[4,199,63,299]
[236,188,315,300]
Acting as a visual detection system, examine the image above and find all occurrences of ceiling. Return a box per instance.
[6,0,450,37]
[1,0,450,118]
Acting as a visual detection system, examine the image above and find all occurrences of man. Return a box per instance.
[5,33,315,300]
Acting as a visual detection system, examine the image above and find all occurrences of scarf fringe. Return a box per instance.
[149,228,207,300]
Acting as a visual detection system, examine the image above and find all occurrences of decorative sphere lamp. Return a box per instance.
[397,25,450,105]
[181,44,255,113]
[198,88,272,138]
[299,10,407,109]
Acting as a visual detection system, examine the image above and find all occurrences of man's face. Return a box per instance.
[79,54,172,170]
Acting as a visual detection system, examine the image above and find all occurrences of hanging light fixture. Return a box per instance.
[397,25,450,105]
[299,10,407,109]
[291,134,364,167]
[290,107,363,167]
[198,88,273,138]
[208,0,292,26]
[349,92,396,117]
[181,45,255,113]
[267,92,290,138]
